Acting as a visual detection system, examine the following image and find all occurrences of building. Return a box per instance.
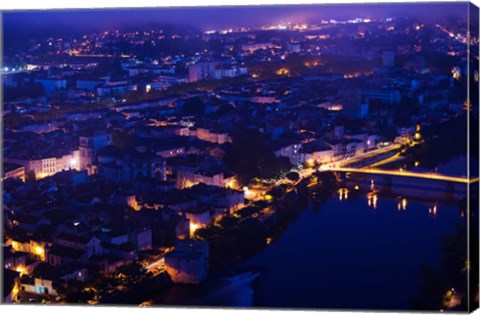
[298,141,335,166]
[362,89,401,105]
[3,163,25,182]
[241,42,275,52]
[165,240,209,284]
[195,127,231,144]
[47,245,87,267]
[79,130,112,173]
[188,62,220,82]
[127,65,175,77]
[273,140,303,165]
[287,43,301,53]
[76,78,105,91]
[128,226,152,251]
[53,233,102,258]
[4,247,28,272]
[19,276,58,296]
[176,165,233,189]
[213,65,248,80]
[4,151,80,180]
[34,78,67,96]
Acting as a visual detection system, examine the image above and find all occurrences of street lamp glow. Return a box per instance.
[15,265,27,275]
[34,245,44,257]
[189,222,200,238]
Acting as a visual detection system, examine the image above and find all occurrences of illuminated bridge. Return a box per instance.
[328,167,479,184]
[327,167,479,201]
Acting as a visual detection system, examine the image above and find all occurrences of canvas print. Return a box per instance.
[1,1,479,312]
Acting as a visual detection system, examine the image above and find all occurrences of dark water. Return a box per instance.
[153,193,463,310]
[231,195,462,310]
[409,155,478,178]
[150,155,470,310]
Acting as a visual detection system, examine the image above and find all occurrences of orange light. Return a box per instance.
[11,241,20,251]
[306,159,315,168]
[276,68,290,76]
[189,222,200,237]
[15,265,27,275]
[34,245,44,257]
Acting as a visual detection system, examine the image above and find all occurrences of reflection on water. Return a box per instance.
[231,193,462,310]
[367,192,378,209]
[428,203,438,218]
[200,271,259,307]
[338,188,349,200]
[153,271,259,307]
[152,191,463,310]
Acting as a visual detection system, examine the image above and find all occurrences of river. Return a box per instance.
[151,190,464,310]
[231,194,462,310]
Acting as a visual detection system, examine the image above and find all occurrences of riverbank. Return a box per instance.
[98,172,336,306]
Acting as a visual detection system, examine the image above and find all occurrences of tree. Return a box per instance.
[218,215,239,229]
[25,171,36,182]
[412,211,479,311]
[55,280,94,303]
[182,97,205,115]
[268,185,286,199]
[216,103,235,115]
[393,96,420,126]
[111,131,136,149]
[223,128,291,186]
[286,171,300,182]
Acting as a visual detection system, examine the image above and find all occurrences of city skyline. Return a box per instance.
[2,2,470,34]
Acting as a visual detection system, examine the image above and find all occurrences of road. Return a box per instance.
[144,257,166,276]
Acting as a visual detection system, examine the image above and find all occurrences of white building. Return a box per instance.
[165,240,209,284]
[176,168,229,189]
[4,150,80,180]
[196,127,231,144]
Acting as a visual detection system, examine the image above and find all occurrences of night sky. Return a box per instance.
[2,2,469,33]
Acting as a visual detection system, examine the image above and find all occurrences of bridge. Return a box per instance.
[327,167,479,184]
[326,167,479,201]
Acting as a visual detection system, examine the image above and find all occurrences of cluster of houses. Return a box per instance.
[3,59,460,297]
